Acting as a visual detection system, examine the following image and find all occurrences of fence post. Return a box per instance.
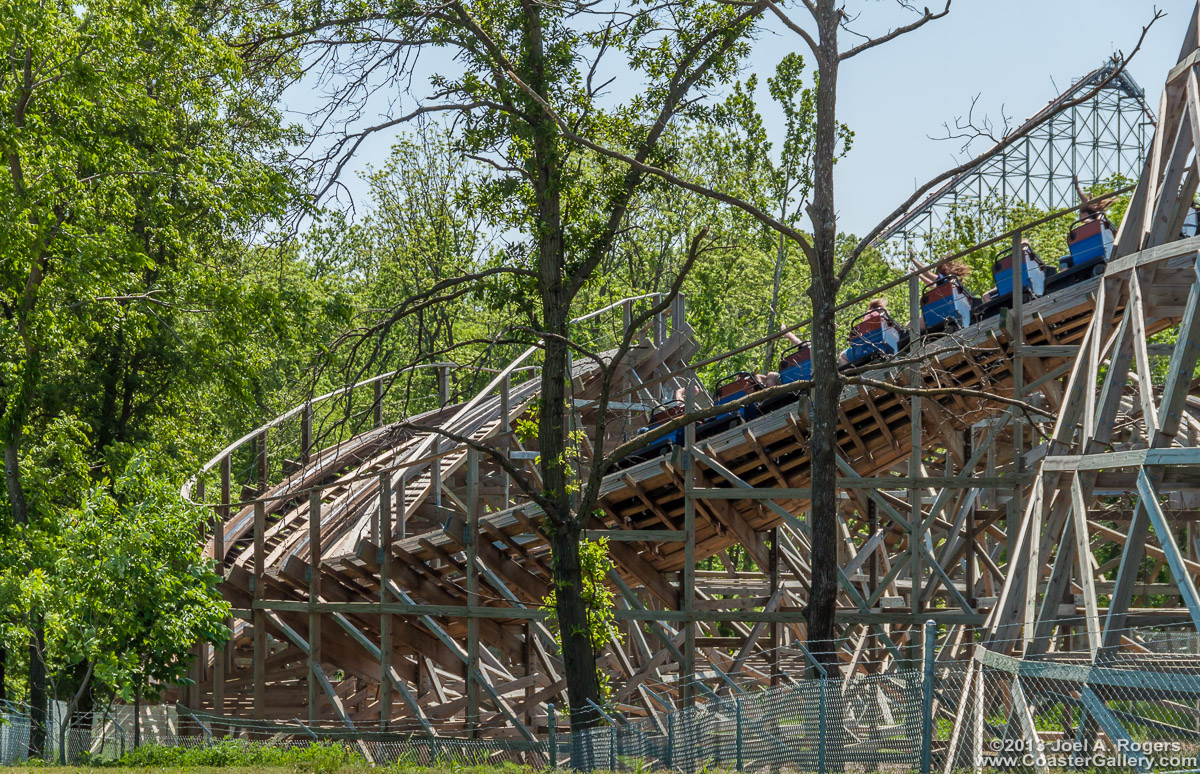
[666,711,674,770]
[818,677,827,774]
[921,619,936,774]
[610,724,617,772]
[735,696,743,772]
[548,703,557,769]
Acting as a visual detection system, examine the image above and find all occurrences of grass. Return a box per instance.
[7,768,306,774]
[0,744,545,774]
[3,763,542,774]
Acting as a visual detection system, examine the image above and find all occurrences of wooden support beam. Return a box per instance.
[378,472,393,728]
[214,455,230,721]
[308,489,323,723]
[682,377,697,708]
[466,449,481,736]
[253,501,266,720]
[301,403,313,465]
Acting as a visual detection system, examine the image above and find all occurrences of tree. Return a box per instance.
[0,0,296,754]
[551,0,954,673]
[528,0,1162,677]
[709,55,850,371]
[251,0,768,730]
[49,455,229,756]
[307,127,505,405]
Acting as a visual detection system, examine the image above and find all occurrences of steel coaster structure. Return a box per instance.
[175,8,1200,755]
[879,58,1154,260]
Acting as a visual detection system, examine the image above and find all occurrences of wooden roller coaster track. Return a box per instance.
[175,6,1200,748]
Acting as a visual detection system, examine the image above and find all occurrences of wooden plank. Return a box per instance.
[1070,474,1101,654]
[263,611,372,762]
[253,501,266,720]
[1080,687,1151,773]
[1138,469,1200,631]
[329,612,432,734]
[682,378,697,708]
[377,472,393,728]
[465,450,480,735]
[383,579,537,741]
[742,427,793,487]
[591,510,681,607]
[838,405,871,460]
[308,489,323,724]
[1043,446,1200,471]
[1010,678,1049,774]
[624,474,681,531]
[214,455,230,720]
[582,529,687,542]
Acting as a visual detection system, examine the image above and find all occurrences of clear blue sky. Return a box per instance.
[825,0,1190,235]
[292,1,1193,236]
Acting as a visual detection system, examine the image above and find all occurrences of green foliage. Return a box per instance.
[50,454,230,702]
[0,0,313,722]
[116,739,365,771]
[543,538,621,697]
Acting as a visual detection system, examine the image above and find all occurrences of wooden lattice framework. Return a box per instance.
[174,6,1200,747]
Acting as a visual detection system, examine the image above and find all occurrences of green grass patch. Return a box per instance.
[6,744,547,774]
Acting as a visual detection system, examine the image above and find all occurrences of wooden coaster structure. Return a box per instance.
[938,9,1200,772]
[175,9,1200,743]
[983,4,1200,657]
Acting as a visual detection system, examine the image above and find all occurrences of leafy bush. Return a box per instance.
[116,739,365,771]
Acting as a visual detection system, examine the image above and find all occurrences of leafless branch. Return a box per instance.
[929,93,1013,153]
[850,375,1055,419]
[565,1,771,299]
[504,68,818,265]
[579,228,711,519]
[838,1,951,61]
[756,0,819,57]
[838,6,1162,284]
[403,420,554,512]
[312,101,499,202]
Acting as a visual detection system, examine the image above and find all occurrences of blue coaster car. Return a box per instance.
[842,310,902,369]
[921,277,972,332]
[756,342,812,415]
[1184,207,1200,238]
[697,372,765,439]
[1046,216,1115,292]
[992,245,1047,299]
[779,341,812,384]
[1067,216,1115,266]
[616,402,684,468]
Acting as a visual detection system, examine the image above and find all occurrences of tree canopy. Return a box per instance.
[0,0,1159,754]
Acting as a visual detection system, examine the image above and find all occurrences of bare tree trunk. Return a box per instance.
[525,2,602,734]
[8,421,48,761]
[3,443,28,527]
[764,230,788,372]
[540,299,603,732]
[804,0,842,679]
[28,619,46,760]
[60,662,94,765]
[133,677,141,750]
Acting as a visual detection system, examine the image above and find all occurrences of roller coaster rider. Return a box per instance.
[755,323,805,387]
[911,253,974,332]
[839,297,894,367]
[1073,175,1114,226]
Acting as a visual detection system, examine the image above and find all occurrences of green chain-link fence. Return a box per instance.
[15,624,1200,771]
